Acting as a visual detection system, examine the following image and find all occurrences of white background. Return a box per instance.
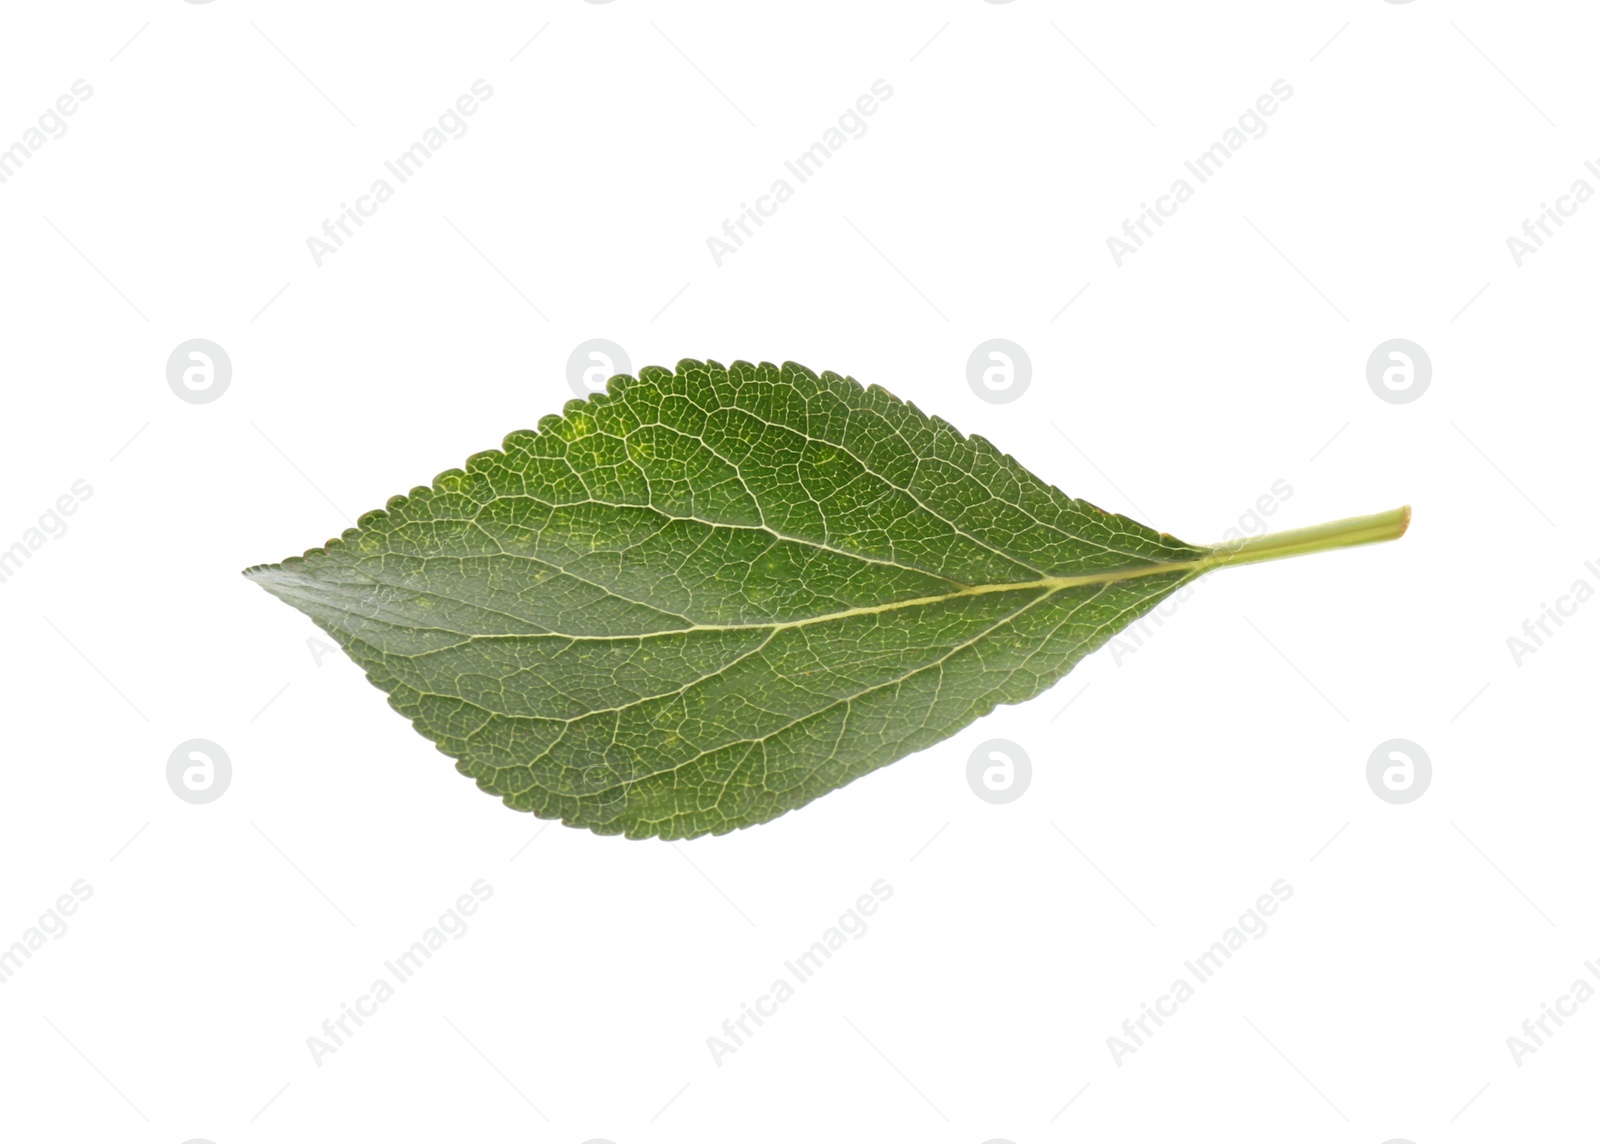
[0,2,1595,1141]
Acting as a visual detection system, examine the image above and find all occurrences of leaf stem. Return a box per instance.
[1205,506,1411,570]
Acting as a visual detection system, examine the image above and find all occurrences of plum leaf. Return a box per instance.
[245,359,1408,839]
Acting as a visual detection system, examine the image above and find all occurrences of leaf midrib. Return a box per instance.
[301,548,1220,646]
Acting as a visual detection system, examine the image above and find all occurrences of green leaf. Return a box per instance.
[245,359,1407,839]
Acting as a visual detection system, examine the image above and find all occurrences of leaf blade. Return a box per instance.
[244,359,1304,838]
